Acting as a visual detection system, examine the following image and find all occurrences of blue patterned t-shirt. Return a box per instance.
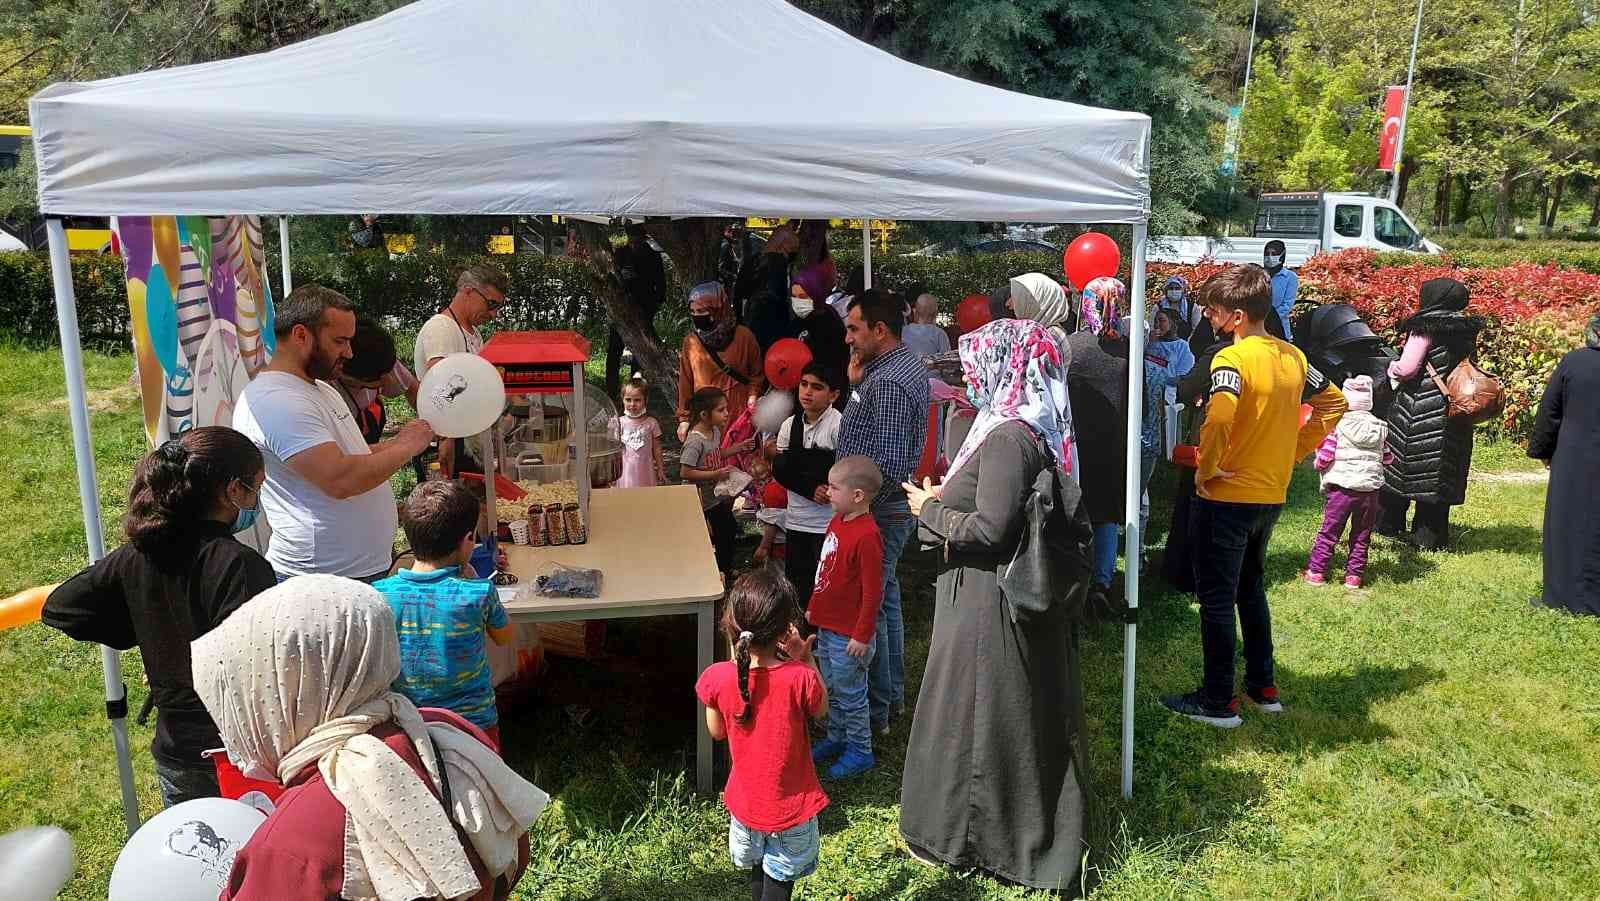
[374,566,508,729]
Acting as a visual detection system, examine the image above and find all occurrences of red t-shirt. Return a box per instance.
[221,708,528,901]
[694,660,829,833]
[806,513,884,644]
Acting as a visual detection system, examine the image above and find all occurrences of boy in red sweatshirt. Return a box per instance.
[806,455,884,779]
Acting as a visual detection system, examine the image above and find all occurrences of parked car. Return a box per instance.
[1147,191,1442,267]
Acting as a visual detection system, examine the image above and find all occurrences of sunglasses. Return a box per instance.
[470,286,507,309]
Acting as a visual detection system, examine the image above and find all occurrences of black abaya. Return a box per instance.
[1528,346,1600,615]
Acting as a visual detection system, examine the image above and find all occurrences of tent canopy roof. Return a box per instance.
[30,0,1150,223]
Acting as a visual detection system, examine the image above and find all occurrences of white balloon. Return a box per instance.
[419,353,507,438]
[109,798,266,901]
[0,827,75,901]
[753,390,795,435]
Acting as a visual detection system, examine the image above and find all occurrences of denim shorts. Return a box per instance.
[729,814,820,881]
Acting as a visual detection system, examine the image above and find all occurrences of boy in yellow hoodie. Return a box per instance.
[1162,265,1346,727]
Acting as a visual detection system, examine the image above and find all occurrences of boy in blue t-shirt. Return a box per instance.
[375,481,515,747]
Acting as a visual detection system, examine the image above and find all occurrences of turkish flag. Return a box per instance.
[1377,86,1407,171]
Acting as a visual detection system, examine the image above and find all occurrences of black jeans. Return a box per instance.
[1191,498,1282,704]
[706,500,739,576]
[784,529,826,611]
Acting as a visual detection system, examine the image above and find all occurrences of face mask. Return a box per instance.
[791,297,814,317]
[1264,254,1283,270]
[690,314,715,330]
[1165,289,1184,303]
[231,489,260,533]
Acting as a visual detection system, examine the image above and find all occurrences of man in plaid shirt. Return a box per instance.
[838,288,930,734]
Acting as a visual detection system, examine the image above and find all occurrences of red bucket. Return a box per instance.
[205,748,287,803]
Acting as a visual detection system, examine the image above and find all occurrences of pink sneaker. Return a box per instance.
[1344,576,1362,589]
[1304,571,1326,586]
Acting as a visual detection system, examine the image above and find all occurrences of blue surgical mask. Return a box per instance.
[1165,288,1184,303]
[232,505,259,534]
[1264,254,1283,269]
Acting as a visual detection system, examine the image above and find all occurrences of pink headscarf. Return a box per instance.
[945,319,1070,481]
[1079,276,1127,338]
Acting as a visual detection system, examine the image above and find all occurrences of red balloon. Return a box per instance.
[764,338,812,391]
[1063,232,1122,290]
[955,293,992,334]
[761,480,788,510]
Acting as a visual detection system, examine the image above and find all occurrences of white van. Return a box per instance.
[1147,191,1443,267]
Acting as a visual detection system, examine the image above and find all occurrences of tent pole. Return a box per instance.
[1122,221,1149,801]
[279,216,293,295]
[48,218,141,836]
[861,220,872,289]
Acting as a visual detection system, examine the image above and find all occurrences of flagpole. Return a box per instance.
[1388,0,1424,204]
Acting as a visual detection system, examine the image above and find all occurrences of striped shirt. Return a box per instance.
[836,342,931,514]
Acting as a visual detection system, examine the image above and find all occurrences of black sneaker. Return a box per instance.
[1245,684,1284,714]
[1160,691,1242,728]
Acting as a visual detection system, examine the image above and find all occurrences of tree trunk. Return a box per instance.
[646,217,730,287]
[1494,170,1516,238]
[1590,182,1600,228]
[1434,169,1453,229]
[1536,180,1551,234]
[1396,156,1420,209]
[1452,175,1473,226]
[570,220,681,413]
[1544,175,1566,229]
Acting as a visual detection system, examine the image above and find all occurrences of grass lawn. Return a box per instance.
[3,346,1596,900]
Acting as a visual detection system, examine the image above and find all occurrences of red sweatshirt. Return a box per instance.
[806,513,884,644]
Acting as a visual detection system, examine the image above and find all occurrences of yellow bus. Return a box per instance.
[1,124,115,253]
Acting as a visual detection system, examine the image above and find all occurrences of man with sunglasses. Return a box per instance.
[415,263,509,475]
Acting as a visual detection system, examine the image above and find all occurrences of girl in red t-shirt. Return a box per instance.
[695,570,830,901]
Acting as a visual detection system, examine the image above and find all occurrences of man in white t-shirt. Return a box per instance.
[234,285,435,581]
[414,263,508,474]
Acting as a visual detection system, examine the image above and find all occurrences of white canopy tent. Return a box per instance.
[31,0,1154,834]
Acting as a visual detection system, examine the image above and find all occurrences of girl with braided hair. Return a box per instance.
[43,427,277,807]
[694,569,829,901]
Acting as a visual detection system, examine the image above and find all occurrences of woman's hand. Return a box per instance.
[903,477,942,517]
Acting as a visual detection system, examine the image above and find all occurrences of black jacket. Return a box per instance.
[43,522,277,765]
[1384,312,1486,505]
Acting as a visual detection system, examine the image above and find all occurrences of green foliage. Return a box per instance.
[1398,239,1600,274]
[0,251,128,348]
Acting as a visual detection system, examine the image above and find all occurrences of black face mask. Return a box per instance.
[691,314,715,330]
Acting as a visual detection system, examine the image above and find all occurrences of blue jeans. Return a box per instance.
[1091,522,1120,589]
[729,815,820,881]
[869,511,914,726]
[1191,498,1282,704]
[816,628,875,755]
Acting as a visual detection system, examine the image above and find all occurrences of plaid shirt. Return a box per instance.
[837,342,931,514]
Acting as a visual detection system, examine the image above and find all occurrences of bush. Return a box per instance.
[1430,238,1600,275]
[0,252,129,350]
[1151,249,1600,439]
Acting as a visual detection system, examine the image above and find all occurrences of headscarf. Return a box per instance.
[791,262,833,307]
[1585,311,1600,350]
[1079,276,1126,338]
[1415,277,1469,317]
[192,576,548,901]
[1343,375,1374,412]
[688,281,737,351]
[1163,274,1190,294]
[1009,273,1071,329]
[945,319,1069,481]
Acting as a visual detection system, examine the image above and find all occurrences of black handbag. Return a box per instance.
[998,463,1093,624]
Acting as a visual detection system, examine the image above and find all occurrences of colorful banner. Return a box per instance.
[1220,105,1241,177]
[114,215,275,446]
[1378,86,1407,171]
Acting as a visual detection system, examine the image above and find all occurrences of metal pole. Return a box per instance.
[48,218,141,836]
[1389,0,1424,204]
[1121,222,1149,800]
[861,220,873,289]
[1225,0,1261,239]
[278,216,293,296]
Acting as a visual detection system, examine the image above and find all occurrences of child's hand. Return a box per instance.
[846,639,869,658]
[677,421,690,443]
[778,627,817,665]
[731,437,756,455]
[719,465,736,479]
[753,542,771,565]
[761,438,778,459]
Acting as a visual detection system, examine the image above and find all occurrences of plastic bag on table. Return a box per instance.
[533,564,604,598]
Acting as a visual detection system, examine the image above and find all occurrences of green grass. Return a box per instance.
[3,347,1594,900]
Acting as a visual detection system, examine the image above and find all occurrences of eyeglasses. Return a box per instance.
[470,286,507,309]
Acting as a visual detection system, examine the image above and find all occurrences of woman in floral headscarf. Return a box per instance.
[899,318,1092,892]
[677,281,765,442]
[1066,276,1134,611]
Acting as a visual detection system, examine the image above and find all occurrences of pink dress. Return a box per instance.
[613,414,661,488]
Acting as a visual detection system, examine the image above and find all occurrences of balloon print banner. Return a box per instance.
[114,215,276,446]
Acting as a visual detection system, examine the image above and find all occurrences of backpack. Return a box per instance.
[1426,358,1505,426]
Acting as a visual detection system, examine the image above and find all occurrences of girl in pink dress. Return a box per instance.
[612,376,665,488]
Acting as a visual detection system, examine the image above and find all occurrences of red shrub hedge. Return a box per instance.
[1150,249,1600,439]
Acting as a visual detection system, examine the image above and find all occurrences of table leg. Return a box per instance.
[696,600,715,794]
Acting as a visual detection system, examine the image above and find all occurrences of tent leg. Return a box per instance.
[48,219,141,836]
[279,216,293,296]
[1122,221,1149,801]
[861,220,872,289]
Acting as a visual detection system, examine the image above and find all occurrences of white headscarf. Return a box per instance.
[192,575,548,901]
[1009,273,1071,329]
